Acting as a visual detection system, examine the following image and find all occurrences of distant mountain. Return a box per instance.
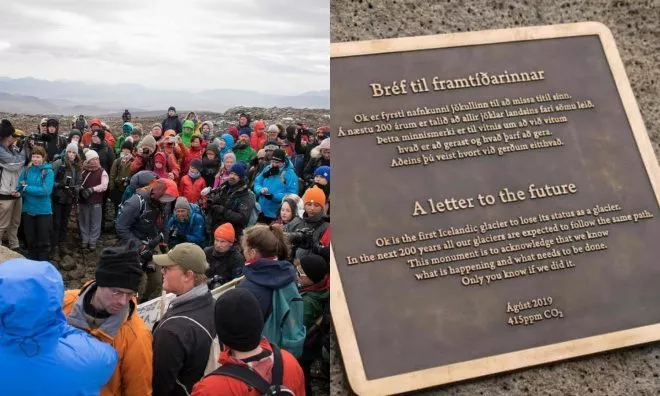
[0,77,329,114]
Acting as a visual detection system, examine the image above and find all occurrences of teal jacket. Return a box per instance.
[18,163,54,215]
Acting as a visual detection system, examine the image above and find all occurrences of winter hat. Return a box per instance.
[174,196,190,212]
[68,129,82,139]
[206,142,219,155]
[256,149,266,159]
[190,158,202,171]
[318,138,330,150]
[121,140,134,152]
[314,165,330,184]
[84,149,99,162]
[138,135,157,152]
[263,140,279,151]
[223,152,236,163]
[272,149,286,162]
[131,125,143,136]
[214,223,235,243]
[151,123,163,132]
[122,122,134,133]
[267,124,279,133]
[300,254,328,284]
[154,151,166,165]
[214,288,264,351]
[91,129,105,141]
[168,106,176,112]
[0,119,15,138]
[303,185,326,207]
[39,117,48,127]
[229,162,247,180]
[46,118,59,128]
[95,245,143,292]
[130,170,157,189]
[66,142,79,154]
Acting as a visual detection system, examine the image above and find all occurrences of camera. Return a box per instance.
[287,227,315,250]
[207,275,227,290]
[121,177,130,188]
[29,133,47,147]
[64,176,72,188]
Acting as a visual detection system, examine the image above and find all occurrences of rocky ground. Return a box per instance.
[1,106,331,136]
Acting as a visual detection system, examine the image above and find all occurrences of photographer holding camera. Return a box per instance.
[116,178,178,302]
[109,141,134,218]
[285,186,329,260]
[50,142,82,261]
[0,120,29,252]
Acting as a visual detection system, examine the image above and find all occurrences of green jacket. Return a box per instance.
[302,290,329,329]
[181,120,195,147]
[233,145,256,164]
[109,157,133,193]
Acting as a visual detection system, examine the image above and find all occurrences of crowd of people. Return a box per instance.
[0,107,331,395]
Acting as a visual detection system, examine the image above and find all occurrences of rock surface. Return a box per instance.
[330,1,660,395]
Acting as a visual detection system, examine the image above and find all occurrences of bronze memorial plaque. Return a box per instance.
[330,22,660,395]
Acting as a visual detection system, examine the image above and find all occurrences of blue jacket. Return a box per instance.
[165,202,207,247]
[253,160,299,219]
[219,133,235,160]
[0,259,117,395]
[18,162,54,215]
[238,125,252,137]
[237,258,296,318]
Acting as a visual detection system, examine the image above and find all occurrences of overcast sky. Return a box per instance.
[0,0,329,95]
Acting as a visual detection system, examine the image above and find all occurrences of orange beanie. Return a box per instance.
[214,223,235,243]
[303,185,326,207]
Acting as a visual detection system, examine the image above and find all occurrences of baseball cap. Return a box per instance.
[153,243,208,274]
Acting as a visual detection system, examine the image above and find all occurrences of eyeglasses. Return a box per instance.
[109,288,136,298]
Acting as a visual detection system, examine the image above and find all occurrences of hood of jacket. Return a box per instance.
[243,258,295,290]
[0,259,66,346]
[182,120,195,135]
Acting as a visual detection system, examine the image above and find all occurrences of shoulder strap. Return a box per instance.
[210,364,270,394]
[270,342,284,387]
[157,315,213,341]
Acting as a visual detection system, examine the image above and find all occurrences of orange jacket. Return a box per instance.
[191,338,305,396]
[62,281,153,396]
[181,146,204,176]
[250,132,267,152]
[179,174,206,204]
[82,130,116,149]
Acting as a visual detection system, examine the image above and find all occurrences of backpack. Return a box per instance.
[156,315,221,376]
[115,192,146,222]
[262,283,306,358]
[207,342,295,395]
[247,189,260,227]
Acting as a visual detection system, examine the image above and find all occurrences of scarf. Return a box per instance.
[300,273,330,293]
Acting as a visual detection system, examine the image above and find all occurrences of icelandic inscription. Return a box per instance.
[337,90,596,168]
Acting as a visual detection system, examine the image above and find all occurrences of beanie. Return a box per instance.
[263,140,279,151]
[214,223,235,243]
[139,135,157,151]
[0,119,15,139]
[214,288,264,351]
[168,106,176,112]
[84,149,99,162]
[190,158,203,171]
[68,129,82,139]
[303,185,326,207]
[121,140,134,152]
[206,142,219,155]
[122,122,134,133]
[151,123,163,132]
[272,149,286,162]
[66,142,79,154]
[46,118,59,128]
[95,245,143,292]
[267,124,279,133]
[174,196,190,211]
[318,138,330,150]
[314,165,330,184]
[300,254,329,284]
[229,162,247,180]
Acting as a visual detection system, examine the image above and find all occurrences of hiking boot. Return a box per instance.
[88,243,97,251]
[82,242,89,250]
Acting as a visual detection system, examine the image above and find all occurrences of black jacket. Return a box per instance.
[204,245,245,284]
[115,190,162,245]
[89,142,115,174]
[152,286,215,396]
[51,158,81,205]
[162,115,183,134]
[206,180,255,239]
[44,132,67,163]
[302,156,330,186]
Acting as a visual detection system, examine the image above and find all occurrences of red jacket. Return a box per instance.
[179,175,206,204]
[130,150,181,181]
[191,338,305,396]
[181,146,204,176]
[250,133,267,152]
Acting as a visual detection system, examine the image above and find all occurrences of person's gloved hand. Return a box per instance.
[80,187,94,200]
